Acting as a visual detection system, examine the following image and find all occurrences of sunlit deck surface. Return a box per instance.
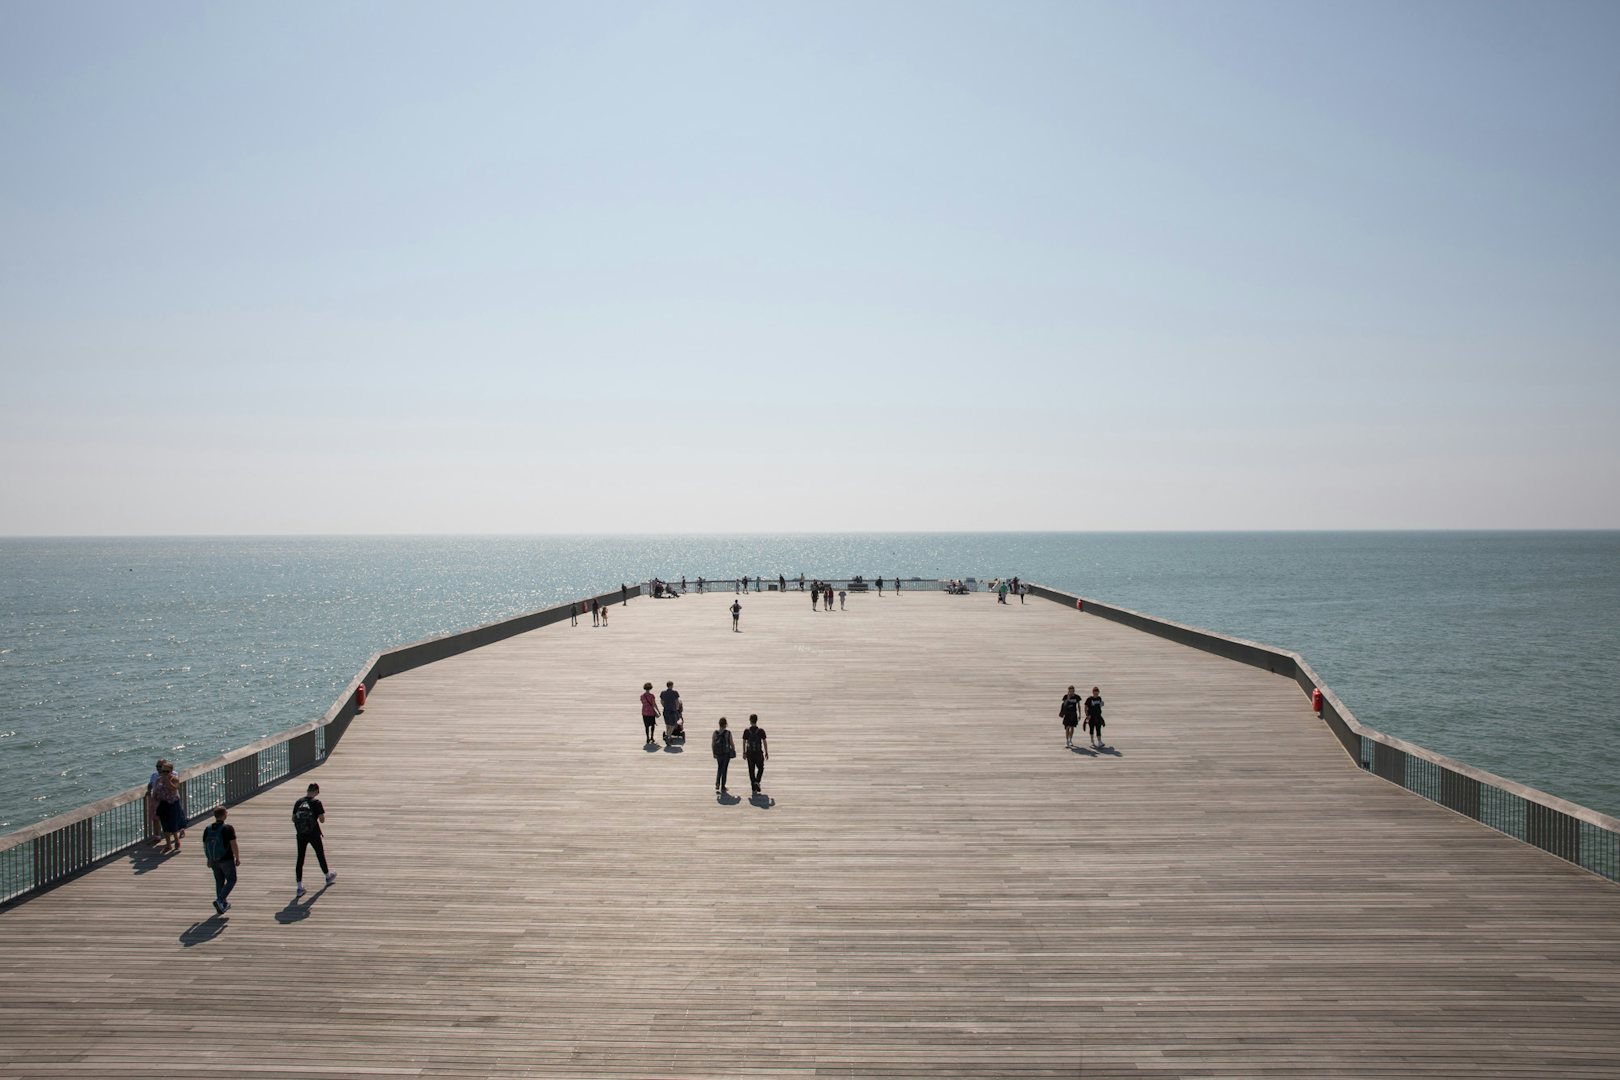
[3,590,1620,1079]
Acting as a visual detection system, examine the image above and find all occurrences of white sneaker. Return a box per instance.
[325,870,337,885]
[295,882,306,897]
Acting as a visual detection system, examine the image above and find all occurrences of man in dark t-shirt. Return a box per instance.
[203,806,240,914]
[742,714,769,795]
[1084,688,1105,749]
[292,782,336,898]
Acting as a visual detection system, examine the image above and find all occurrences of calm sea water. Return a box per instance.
[2,533,1617,831]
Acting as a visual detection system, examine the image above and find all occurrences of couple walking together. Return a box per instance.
[713,715,768,796]
[1060,686,1106,748]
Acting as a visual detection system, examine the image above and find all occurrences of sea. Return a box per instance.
[2,533,1617,833]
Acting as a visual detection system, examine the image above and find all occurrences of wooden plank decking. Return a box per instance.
[2,590,1618,1079]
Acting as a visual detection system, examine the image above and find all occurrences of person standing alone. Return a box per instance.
[742,714,769,795]
[292,783,336,898]
[202,806,240,914]
[713,717,736,795]
[731,598,742,631]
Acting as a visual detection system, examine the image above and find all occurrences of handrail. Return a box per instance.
[1026,583,1620,883]
[0,583,640,905]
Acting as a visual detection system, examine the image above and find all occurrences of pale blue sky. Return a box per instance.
[3,1,1617,533]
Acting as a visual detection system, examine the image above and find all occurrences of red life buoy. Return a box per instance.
[1311,688,1323,713]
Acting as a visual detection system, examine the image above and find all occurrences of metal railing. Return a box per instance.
[1,583,638,906]
[1028,583,1620,884]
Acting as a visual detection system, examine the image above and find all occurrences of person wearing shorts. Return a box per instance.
[1060,685,1081,748]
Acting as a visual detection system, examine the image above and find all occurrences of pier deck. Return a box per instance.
[3,590,1619,1078]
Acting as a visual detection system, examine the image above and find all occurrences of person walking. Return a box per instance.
[641,683,660,744]
[838,589,846,610]
[895,576,901,595]
[590,598,600,626]
[779,574,786,593]
[1060,685,1082,748]
[600,603,609,626]
[621,583,629,606]
[742,714,768,795]
[798,573,805,591]
[998,582,1008,604]
[876,576,884,596]
[202,806,240,914]
[153,762,185,852]
[571,602,579,627]
[730,598,742,631]
[659,681,681,738]
[1084,686,1106,748]
[825,584,834,611]
[292,783,336,897]
[712,717,736,795]
[811,585,819,611]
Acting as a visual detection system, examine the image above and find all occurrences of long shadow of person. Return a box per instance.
[1068,745,1098,757]
[748,793,775,810]
[129,844,178,876]
[179,915,227,947]
[275,884,331,924]
[1096,745,1124,757]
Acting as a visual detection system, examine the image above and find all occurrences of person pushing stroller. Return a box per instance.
[660,681,685,744]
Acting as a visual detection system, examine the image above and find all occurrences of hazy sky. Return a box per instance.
[3,1,1617,533]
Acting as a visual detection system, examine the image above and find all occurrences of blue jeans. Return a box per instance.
[211,859,237,907]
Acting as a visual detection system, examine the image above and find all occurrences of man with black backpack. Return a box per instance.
[202,806,239,915]
[292,782,336,898]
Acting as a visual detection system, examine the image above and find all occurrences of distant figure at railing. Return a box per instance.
[146,757,168,841]
[591,598,600,627]
[621,583,629,606]
[153,762,184,852]
[877,576,884,596]
[798,574,805,591]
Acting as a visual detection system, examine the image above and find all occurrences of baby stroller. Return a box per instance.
[662,702,686,744]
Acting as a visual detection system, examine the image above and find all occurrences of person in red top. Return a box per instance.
[640,683,659,745]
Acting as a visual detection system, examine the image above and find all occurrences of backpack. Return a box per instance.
[292,798,318,837]
[203,822,229,863]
